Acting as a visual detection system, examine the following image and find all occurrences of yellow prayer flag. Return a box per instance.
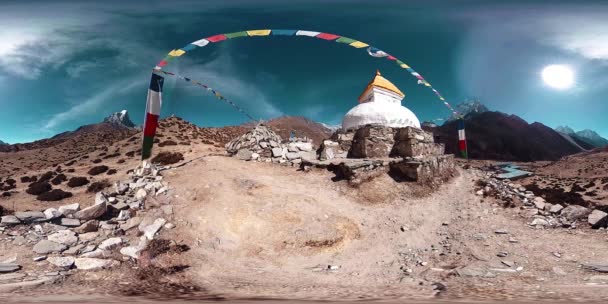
[247,30,272,36]
[400,63,411,69]
[168,49,186,57]
[349,41,369,48]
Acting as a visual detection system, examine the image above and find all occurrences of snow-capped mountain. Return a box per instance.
[554,126,608,148]
[555,126,575,135]
[448,99,489,121]
[103,110,135,128]
[576,129,608,147]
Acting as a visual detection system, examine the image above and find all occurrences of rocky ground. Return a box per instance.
[1,117,608,303]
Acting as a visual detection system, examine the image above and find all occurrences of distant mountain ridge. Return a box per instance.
[0,140,6,146]
[450,99,489,121]
[103,110,136,128]
[555,125,608,148]
[429,111,584,161]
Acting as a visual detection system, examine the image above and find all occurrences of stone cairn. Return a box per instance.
[225,124,316,166]
[475,171,608,230]
[0,162,174,279]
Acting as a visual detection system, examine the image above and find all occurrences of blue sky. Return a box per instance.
[1,0,607,143]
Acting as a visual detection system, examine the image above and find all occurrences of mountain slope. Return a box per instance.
[575,129,608,147]
[244,116,332,145]
[103,110,136,128]
[430,112,583,161]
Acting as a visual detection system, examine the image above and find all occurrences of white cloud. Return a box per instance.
[179,53,283,119]
[541,14,608,60]
[44,77,146,130]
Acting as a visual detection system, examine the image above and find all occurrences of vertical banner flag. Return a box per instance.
[457,119,468,159]
[142,73,164,160]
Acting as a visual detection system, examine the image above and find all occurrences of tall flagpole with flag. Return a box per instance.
[457,119,468,159]
[142,73,164,160]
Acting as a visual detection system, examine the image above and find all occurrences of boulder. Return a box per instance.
[271,148,284,158]
[236,149,253,160]
[0,215,20,226]
[74,258,118,270]
[588,210,608,228]
[549,204,564,214]
[58,203,80,216]
[115,182,129,195]
[561,205,591,222]
[135,189,147,201]
[120,236,149,259]
[60,218,81,227]
[48,230,78,246]
[47,256,75,268]
[295,142,313,152]
[95,192,109,205]
[121,217,142,231]
[73,220,99,234]
[79,249,107,258]
[285,152,300,160]
[14,211,46,223]
[32,240,67,254]
[74,202,106,221]
[0,263,20,273]
[142,218,166,240]
[78,232,99,243]
[533,198,546,210]
[98,237,123,250]
[43,208,62,220]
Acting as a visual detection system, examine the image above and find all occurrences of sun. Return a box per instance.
[542,65,575,90]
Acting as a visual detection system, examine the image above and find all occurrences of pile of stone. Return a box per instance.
[0,162,174,277]
[225,124,316,166]
[476,175,608,229]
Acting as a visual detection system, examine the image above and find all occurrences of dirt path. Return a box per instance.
[155,156,608,301]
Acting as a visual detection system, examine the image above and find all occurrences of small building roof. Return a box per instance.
[358,70,405,102]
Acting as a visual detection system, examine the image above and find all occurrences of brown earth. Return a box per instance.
[2,117,608,303]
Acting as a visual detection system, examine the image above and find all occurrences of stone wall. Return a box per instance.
[337,124,446,159]
[348,125,396,158]
[389,155,455,182]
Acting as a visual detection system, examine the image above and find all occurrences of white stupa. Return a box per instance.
[342,70,421,131]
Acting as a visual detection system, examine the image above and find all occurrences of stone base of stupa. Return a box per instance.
[315,124,456,182]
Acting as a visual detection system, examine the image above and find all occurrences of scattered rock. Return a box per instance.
[74,258,118,271]
[74,202,106,221]
[43,208,62,220]
[142,218,166,240]
[135,189,147,201]
[98,237,123,250]
[60,218,81,227]
[73,220,99,234]
[0,216,20,226]
[236,149,253,161]
[561,205,591,222]
[58,203,80,216]
[14,211,46,223]
[47,230,78,246]
[588,210,608,228]
[0,263,20,273]
[549,204,564,214]
[494,229,509,235]
[33,256,47,262]
[33,240,67,254]
[47,257,75,268]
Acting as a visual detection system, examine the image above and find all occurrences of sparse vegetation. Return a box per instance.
[107,169,117,175]
[151,152,184,165]
[88,165,109,175]
[158,140,177,147]
[67,176,89,187]
[37,189,73,201]
[92,158,102,164]
[51,173,67,185]
[87,180,111,193]
[26,182,52,195]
